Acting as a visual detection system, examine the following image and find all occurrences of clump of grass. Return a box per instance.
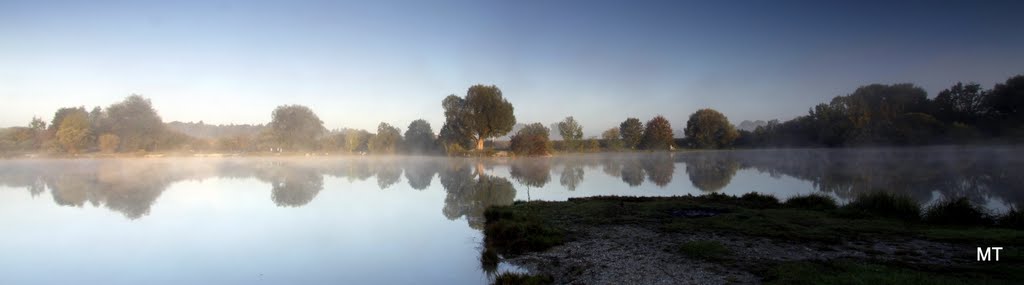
[784,193,838,210]
[678,240,732,260]
[996,208,1024,229]
[842,192,921,221]
[492,272,553,285]
[483,207,565,255]
[740,192,781,209]
[480,248,499,273]
[923,197,993,226]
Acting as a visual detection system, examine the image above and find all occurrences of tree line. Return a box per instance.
[1,75,1021,156]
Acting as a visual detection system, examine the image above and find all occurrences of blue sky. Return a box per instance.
[2,0,1023,136]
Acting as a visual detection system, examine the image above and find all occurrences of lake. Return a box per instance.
[1,147,1021,284]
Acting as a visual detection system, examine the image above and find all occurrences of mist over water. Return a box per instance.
[0,147,1021,284]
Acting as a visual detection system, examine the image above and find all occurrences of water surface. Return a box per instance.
[1,147,1020,284]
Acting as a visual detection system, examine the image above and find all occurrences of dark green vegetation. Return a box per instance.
[484,193,1023,284]
[678,240,732,261]
[737,75,1024,147]
[3,74,1023,157]
[492,272,553,285]
[483,206,565,256]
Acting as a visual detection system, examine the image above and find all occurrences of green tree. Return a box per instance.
[509,123,551,156]
[341,129,371,153]
[106,95,164,151]
[404,119,436,154]
[984,75,1024,136]
[602,128,623,150]
[557,116,583,152]
[56,109,91,154]
[369,122,402,154]
[98,134,120,153]
[441,85,516,150]
[619,117,643,149]
[684,109,739,149]
[28,117,47,149]
[49,107,86,134]
[267,105,325,151]
[933,82,985,125]
[641,115,674,150]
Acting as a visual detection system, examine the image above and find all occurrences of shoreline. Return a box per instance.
[483,195,1023,284]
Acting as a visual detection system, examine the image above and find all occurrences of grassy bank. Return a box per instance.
[484,192,1023,284]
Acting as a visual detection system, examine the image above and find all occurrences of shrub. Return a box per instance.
[784,194,838,210]
[923,197,993,226]
[997,208,1024,229]
[842,192,921,221]
[739,192,780,209]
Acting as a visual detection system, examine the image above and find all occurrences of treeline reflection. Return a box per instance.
[0,148,1020,222]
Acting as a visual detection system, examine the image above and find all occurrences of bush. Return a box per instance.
[784,194,838,210]
[739,192,780,209]
[510,123,552,156]
[842,192,921,221]
[923,197,993,226]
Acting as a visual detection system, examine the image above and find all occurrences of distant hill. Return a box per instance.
[737,120,768,131]
[166,121,265,140]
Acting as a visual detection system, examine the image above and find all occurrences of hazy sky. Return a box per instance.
[2,0,1023,136]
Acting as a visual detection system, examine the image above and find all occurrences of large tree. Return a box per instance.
[106,95,165,151]
[619,117,643,149]
[404,119,436,154]
[641,115,674,150]
[557,116,583,152]
[684,108,739,149]
[369,122,402,154]
[268,105,325,151]
[55,109,91,154]
[441,85,516,150]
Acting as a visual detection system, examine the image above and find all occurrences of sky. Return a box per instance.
[2,0,1023,136]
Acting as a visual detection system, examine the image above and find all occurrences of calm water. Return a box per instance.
[1,147,1021,284]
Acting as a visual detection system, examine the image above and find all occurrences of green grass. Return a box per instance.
[492,272,553,285]
[765,260,1022,285]
[841,192,921,221]
[678,240,732,260]
[923,197,993,226]
[784,193,838,210]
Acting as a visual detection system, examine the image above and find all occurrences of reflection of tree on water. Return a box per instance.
[440,160,516,229]
[403,158,438,190]
[643,155,675,187]
[729,148,1024,209]
[619,159,646,187]
[509,158,551,188]
[375,160,403,189]
[681,152,740,192]
[257,163,324,207]
[559,160,585,191]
